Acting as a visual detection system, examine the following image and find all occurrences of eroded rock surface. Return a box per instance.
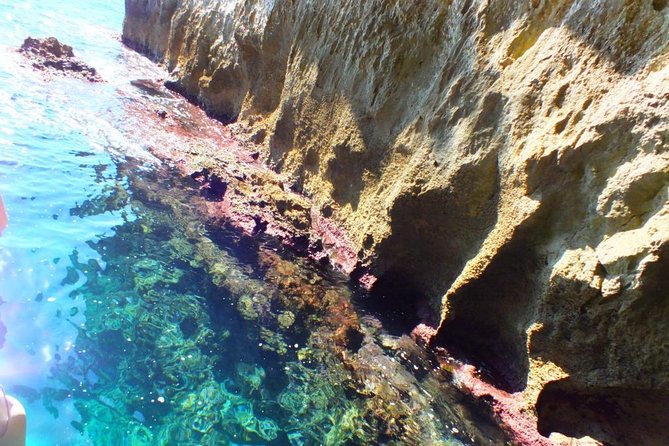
[123,0,669,443]
[19,37,102,82]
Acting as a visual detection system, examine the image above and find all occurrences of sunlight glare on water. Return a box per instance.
[0,1,139,445]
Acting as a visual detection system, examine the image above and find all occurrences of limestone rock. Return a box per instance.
[123,0,669,443]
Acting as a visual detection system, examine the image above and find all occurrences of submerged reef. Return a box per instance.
[30,160,509,445]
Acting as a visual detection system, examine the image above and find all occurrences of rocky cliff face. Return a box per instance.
[123,0,669,443]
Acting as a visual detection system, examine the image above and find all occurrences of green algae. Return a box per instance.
[277,311,295,329]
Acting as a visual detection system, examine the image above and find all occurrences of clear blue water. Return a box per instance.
[0,2,504,445]
[0,1,151,444]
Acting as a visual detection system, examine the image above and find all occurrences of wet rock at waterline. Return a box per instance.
[19,36,102,82]
[123,0,669,444]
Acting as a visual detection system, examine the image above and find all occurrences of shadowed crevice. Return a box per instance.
[432,238,542,393]
[536,379,669,445]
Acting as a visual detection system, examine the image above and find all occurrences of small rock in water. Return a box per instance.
[21,36,74,58]
[18,36,103,82]
[130,78,174,97]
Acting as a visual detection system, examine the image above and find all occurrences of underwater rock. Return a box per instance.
[19,37,102,82]
[100,162,506,444]
[130,78,175,97]
[277,310,295,329]
[236,363,265,394]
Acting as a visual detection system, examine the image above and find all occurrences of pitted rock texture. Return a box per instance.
[124,0,669,443]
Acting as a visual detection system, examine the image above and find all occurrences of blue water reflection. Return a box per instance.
[0,1,135,444]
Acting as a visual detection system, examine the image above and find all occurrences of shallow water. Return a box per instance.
[0,2,506,445]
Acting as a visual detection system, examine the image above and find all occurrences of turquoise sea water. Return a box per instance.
[0,2,505,445]
[0,1,151,444]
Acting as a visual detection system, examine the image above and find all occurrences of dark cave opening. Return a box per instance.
[430,239,539,393]
[536,379,669,446]
[360,268,436,336]
[434,317,529,393]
